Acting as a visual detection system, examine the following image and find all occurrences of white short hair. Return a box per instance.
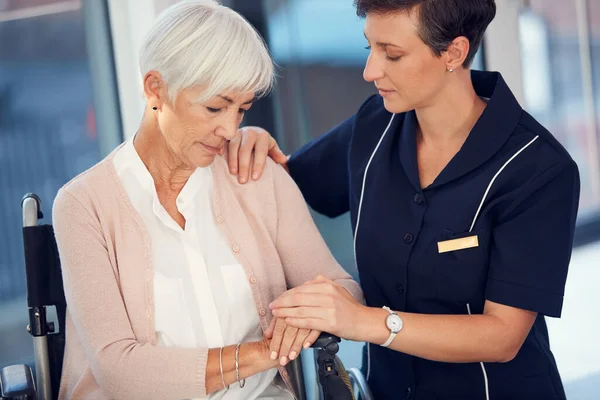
[139,0,275,102]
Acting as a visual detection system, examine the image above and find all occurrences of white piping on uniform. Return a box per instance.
[353,114,396,263]
[467,303,490,400]
[466,136,539,399]
[469,136,539,232]
[366,342,372,382]
[353,114,396,381]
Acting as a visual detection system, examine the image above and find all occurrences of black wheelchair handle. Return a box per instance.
[311,333,355,400]
[311,332,341,355]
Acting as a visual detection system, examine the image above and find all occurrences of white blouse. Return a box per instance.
[113,139,292,399]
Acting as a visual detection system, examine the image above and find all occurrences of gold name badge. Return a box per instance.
[437,235,479,254]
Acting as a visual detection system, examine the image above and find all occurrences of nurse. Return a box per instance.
[229,0,580,399]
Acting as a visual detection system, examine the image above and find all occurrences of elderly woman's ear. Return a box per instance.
[143,71,166,111]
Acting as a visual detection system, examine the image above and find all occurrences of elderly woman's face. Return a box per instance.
[363,11,450,113]
[157,86,255,168]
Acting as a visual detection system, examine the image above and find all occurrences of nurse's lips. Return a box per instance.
[377,87,395,97]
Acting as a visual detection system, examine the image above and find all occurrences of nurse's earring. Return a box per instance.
[448,68,454,73]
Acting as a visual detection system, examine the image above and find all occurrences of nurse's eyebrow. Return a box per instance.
[363,31,405,50]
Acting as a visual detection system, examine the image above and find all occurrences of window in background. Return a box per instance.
[0,0,118,369]
[520,0,600,217]
[519,1,600,398]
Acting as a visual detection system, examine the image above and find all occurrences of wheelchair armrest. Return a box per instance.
[348,367,374,400]
[0,364,36,399]
[310,332,341,354]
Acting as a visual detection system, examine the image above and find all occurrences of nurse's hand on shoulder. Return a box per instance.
[227,126,288,184]
[264,317,321,366]
[269,275,368,342]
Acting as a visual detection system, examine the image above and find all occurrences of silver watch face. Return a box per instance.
[386,314,403,333]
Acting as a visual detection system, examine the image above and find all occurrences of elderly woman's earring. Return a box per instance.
[448,68,454,73]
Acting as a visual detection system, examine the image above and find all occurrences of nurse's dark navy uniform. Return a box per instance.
[287,71,580,400]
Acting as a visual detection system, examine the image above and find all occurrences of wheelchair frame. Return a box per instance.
[23,195,54,400]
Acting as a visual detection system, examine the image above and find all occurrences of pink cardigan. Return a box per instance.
[52,146,363,399]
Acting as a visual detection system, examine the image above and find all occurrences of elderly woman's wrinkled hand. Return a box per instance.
[264,317,321,366]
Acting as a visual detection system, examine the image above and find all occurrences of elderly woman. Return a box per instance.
[51,1,362,399]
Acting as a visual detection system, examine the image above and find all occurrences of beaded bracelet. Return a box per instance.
[235,343,246,388]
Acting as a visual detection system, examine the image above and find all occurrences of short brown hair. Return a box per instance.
[354,0,496,67]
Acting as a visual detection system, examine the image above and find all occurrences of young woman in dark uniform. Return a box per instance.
[228,1,580,399]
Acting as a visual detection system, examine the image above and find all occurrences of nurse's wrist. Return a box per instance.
[358,306,391,345]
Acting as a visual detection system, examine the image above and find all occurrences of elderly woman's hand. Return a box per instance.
[264,317,321,366]
[269,275,367,342]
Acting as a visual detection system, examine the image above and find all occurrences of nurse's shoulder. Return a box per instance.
[508,110,580,191]
[518,110,577,167]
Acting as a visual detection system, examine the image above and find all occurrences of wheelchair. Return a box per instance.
[0,193,374,400]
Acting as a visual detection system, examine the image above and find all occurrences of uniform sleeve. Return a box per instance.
[485,160,580,317]
[287,114,354,218]
[270,160,364,303]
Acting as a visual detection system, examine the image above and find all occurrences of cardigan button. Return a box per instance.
[232,244,240,253]
[216,215,224,223]
[259,309,267,317]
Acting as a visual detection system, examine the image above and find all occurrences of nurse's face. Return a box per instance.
[363,11,451,113]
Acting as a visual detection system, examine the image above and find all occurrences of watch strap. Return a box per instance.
[381,306,397,348]
[382,331,397,347]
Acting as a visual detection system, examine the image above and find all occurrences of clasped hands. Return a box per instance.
[264,275,365,366]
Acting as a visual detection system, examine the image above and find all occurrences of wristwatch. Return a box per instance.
[381,306,403,347]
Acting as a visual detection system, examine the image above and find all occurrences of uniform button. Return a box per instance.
[405,386,412,398]
[396,284,405,294]
[403,233,413,244]
[259,309,267,316]
[216,215,224,223]
[250,276,257,284]
[413,193,424,205]
[232,244,240,253]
